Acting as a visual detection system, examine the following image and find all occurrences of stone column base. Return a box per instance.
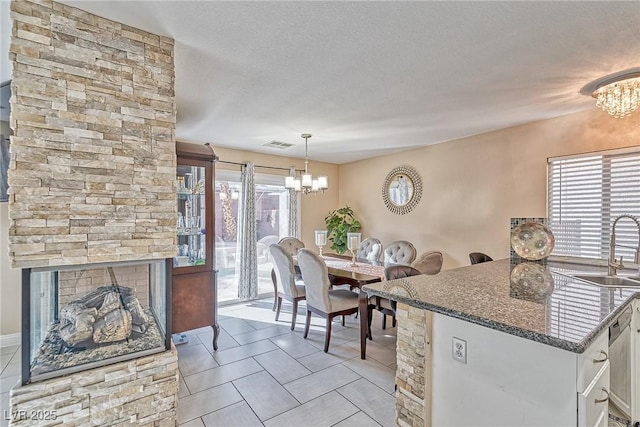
[9,346,178,426]
[396,303,432,427]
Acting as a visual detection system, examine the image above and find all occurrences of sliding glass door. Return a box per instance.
[215,170,293,303]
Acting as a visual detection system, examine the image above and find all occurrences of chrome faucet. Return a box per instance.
[608,214,640,276]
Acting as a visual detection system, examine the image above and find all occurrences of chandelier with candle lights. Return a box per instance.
[285,134,328,194]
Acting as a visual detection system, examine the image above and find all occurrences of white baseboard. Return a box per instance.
[0,332,21,348]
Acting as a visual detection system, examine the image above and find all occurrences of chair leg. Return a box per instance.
[382,314,387,330]
[324,316,333,353]
[291,299,298,331]
[271,269,277,311]
[342,315,345,327]
[392,316,396,328]
[275,296,283,322]
[303,310,312,339]
[367,307,373,340]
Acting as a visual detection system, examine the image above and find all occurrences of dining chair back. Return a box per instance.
[383,240,417,265]
[357,238,383,262]
[412,251,443,275]
[297,248,331,311]
[269,244,306,330]
[370,265,423,331]
[270,244,302,298]
[469,252,493,265]
[297,248,359,352]
[278,237,305,257]
[271,237,305,310]
[384,265,422,281]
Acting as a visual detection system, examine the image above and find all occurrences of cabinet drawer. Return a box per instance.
[577,330,609,392]
[578,362,610,427]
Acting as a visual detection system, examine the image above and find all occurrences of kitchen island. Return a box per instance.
[363,259,640,427]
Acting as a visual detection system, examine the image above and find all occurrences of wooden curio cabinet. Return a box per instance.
[172,141,219,350]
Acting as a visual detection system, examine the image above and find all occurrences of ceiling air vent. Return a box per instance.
[263,140,294,149]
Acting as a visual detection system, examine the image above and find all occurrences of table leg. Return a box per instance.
[359,290,368,359]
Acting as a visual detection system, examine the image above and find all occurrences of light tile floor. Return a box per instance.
[0,298,398,427]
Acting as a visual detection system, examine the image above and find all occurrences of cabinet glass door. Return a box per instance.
[176,165,206,268]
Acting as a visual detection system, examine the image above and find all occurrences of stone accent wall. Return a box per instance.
[8,0,177,268]
[58,264,149,308]
[9,345,178,426]
[395,303,431,427]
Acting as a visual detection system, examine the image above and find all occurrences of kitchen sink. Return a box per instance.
[572,274,640,288]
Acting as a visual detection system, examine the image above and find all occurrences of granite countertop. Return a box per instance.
[362,258,640,353]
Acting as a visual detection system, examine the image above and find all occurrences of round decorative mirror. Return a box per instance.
[382,165,422,215]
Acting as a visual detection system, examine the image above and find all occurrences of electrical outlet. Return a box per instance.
[452,337,467,364]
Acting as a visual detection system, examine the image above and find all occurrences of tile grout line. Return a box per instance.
[340,362,397,397]
[229,376,266,427]
[231,363,298,424]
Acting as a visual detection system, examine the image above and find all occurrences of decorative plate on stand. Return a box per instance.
[510,221,555,260]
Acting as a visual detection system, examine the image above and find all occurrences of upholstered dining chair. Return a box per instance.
[383,240,417,265]
[271,237,306,310]
[278,237,305,256]
[297,248,360,353]
[371,265,423,332]
[357,238,383,262]
[469,252,493,265]
[269,244,306,331]
[412,251,443,275]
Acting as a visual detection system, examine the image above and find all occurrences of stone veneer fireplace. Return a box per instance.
[21,259,172,385]
[7,0,179,424]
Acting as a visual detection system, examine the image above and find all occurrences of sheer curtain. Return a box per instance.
[287,166,299,238]
[236,162,258,300]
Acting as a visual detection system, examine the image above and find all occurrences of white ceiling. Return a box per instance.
[2,1,639,163]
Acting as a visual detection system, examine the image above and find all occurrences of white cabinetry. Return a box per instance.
[578,331,610,427]
[632,299,640,426]
[430,312,610,427]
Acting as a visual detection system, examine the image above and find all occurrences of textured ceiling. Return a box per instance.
[2,1,640,163]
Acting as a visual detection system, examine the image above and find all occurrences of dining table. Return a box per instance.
[273,253,386,359]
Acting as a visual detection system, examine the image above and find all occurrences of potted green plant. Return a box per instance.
[324,206,361,254]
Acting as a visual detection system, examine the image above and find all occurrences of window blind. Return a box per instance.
[547,149,640,262]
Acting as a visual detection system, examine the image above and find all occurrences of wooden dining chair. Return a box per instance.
[297,248,360,352]
[271,237,305,310]
[357,238,383,262]
[383,240,417,265]
[269,244,306,331]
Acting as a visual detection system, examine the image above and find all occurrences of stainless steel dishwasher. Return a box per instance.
[609,305,633,419]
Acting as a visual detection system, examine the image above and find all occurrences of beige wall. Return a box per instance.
[338,109,640,269]
[206,144,340,248]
